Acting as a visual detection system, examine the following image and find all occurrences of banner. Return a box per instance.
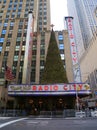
[22,11,33,84]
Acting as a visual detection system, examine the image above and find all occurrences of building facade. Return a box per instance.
[66,0,97,98]
[0,0,51,108]
[0,0,51,85]
[80,7,97,98]
[0,0,76,111]
[0,0,91,113]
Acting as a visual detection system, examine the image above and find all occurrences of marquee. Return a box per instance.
[8,83,91,96]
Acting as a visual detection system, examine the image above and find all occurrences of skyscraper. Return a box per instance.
[0,0,51,84]
[67,0,97,57]
[0,0,72,86]
[67,0,97,97]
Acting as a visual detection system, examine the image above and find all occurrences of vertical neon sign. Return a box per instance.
[65,17,82,83]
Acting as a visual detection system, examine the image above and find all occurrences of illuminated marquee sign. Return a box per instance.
[8,83,91,95]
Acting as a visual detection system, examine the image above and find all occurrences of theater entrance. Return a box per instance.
[16,95,75,115]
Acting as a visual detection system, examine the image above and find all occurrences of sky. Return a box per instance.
[50,0,68,31]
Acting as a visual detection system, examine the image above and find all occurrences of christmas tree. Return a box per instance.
[40,29,68,84]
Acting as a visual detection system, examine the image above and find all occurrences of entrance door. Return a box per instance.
[17,96,75,115]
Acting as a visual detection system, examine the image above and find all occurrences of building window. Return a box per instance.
[6,42,10,46]
[0,47,2,52]
[13,61,17,67]
[40,66,44,70]
[16,41,20,46]
[44,12,47,15]
[9,26,13,30]
[18,9,21,12]
[22,41,26,45]
[40,49,45,55]
[24,14,28,17]
[16,37,22,42]
[1,34,5,38]
[20,61,23,66]
[32,44,37,50]
[6,15,9,18]
[0,42,3,46]
[3,26,7,30]
[58,35,63,40]
[4,23,8,26]
[14,51,19,55]
[0,16,2,19]
[9,5,12,8]
[40,44,45,49]
[11,14,15,18]
[8,34,12,38]
[32,60,36,66]
[6,46,10,51]
[14,56,18,61]
[40,60,44,66]
[17,33,22,37]
[60,54,65,60]
[21,51,24,55]
[44,16,47,20]
[43,22,47,25]
[60,49,64,54]
[18,25,23,29]
[59,44,64,49]
[0,38,4,42]
[32,50,36,55]
[10,22,14,26]
[15,46,20,51]
[4,51,8,56]
[17,14,20,18]
[2,30,6,34]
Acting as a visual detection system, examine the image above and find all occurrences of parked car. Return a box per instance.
[91,110,97,117]
[75,111,86,118]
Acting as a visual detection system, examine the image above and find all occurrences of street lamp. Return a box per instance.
[74,69,80,111]
[75,86,80,111]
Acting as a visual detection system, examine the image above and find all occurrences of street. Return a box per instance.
[0,117,97,130]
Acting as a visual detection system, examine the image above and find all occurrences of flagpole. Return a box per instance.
[4,87,8,116]
[4,65,16,115]
[4,63,7,115]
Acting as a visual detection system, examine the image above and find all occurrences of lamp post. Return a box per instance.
[74,69,80,111]
[75,86,79,111]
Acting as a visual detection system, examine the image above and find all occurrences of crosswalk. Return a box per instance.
[0,117,27,128]
[0,117,11,120]
[0,116,52,128]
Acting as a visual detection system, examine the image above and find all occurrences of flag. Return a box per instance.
[5,66,15,81]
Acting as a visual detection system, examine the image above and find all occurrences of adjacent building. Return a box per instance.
[80,7,97,98]
[67,0,97,97]
[67,0,97,58]
[0,0,51,85]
